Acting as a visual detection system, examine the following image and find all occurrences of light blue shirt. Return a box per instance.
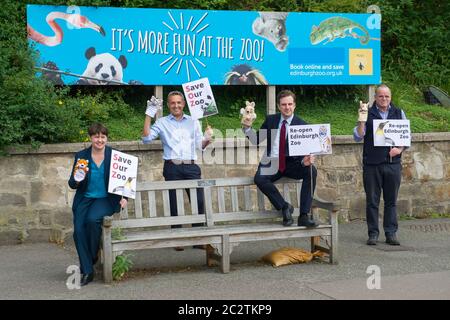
[271,115,294,158]
[353,105,407,142]
[142,113,203,160]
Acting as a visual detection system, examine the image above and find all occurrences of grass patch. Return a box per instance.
[399,214,417,221]
[430,213,450,219]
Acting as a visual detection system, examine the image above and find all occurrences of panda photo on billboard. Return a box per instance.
[76,47,127,85]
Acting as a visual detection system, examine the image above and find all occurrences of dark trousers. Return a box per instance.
[163,161,205,228]
[363,163,401,237]
[73,197,114,274]
[254,159,317,214]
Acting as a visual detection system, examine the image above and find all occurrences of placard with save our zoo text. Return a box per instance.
[108,150,138,199]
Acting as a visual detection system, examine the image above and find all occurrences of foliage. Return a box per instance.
[112,253,133,280]
[111,227,126,240]
[373,0,450,91]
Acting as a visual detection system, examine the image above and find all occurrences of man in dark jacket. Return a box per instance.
[243,90,317,227]
[354,84,407,246]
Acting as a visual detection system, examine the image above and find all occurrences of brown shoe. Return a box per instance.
[174,247,184,251]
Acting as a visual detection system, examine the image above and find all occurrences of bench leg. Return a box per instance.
[102,225,113,283]
[221,234,230,273]
[94,248,103,280]
[330,210,339,264]
[310,236,320,252]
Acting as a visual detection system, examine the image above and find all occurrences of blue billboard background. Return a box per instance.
[27,5,381,85]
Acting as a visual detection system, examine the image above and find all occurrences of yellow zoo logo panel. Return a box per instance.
[349,49,373,75]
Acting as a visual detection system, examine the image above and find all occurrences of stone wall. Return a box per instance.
[1,133,448,245]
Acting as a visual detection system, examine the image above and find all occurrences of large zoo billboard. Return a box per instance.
[27,4,381,85]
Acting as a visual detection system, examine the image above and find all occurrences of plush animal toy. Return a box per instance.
[240,101,257,127]
[203,125,214,142]
[358,100,369,122]
[73,158,89,182]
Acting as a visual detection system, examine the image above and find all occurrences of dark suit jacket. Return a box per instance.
[68,145,122,214]
[245,113,307,166]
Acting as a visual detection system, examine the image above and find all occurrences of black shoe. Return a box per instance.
[281,204,294,226]
[297,214,317,228]
[366,236,378,245]
[80,273,94,286]
[386,234,400,246]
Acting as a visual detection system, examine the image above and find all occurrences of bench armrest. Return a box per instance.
[103,216,113,228]
[312,196,339,212]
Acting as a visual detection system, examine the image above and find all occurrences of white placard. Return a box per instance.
[373,119,411,147]
[108,150,138,199]
[183,77,218,120]
[288,124,332,156]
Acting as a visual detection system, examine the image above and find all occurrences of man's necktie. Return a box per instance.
[279,120,287,172]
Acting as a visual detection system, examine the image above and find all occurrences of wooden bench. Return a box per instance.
[101,177,339,283]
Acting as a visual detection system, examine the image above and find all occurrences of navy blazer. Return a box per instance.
[68,145,122,214]
[246,113,307,165]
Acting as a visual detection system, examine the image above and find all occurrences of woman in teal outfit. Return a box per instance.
[68,123,128,286]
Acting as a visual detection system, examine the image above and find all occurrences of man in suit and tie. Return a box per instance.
[242,90,317,227]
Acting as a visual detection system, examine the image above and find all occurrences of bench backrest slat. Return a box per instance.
[231,186,239,212]
[257,189,265,211]
[217,186,226,213]
[176,189,185,216]
[213,211,279,223]
[137,177,254,191]
[189,188,198,215]
[148,191,157,217]
[283,184,291,204]
[135,191,143,218]
[112,215,206,228]
[204,187,214,227]
[162,190,171,217]
[244,186,252,211]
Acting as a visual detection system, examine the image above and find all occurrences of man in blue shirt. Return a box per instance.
[142,91,213,250]
[354,84,407,246]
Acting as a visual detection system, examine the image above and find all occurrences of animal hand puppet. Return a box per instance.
[146,95,163,118]
[358,100,369,122]
[73,158,89,182]
[240,101,257,127]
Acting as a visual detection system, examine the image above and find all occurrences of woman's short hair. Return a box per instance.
[88,123,108,137]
